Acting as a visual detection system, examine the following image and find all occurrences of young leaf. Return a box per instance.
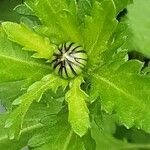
[90,60,150,133]
[82,0,118,68]
[25,0,82,44]
[2,22,56,59]
[5,74,68,139]
[65,76,90,137]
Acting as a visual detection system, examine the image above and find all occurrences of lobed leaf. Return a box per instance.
[0,28,51,83]
[5,74,68,139]
[25,0,82,44]
[90,60,150,133]
[28,112,86,150]
[65,76,90,137]
[0,100,63,150]
[2,22,56,59]
[82,0,118,68]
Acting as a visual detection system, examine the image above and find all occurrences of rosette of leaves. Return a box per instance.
[1,0,150,149]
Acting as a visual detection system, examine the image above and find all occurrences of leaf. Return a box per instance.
[0,112,42,150]
[0,99,63,150]
[25,0,82,44]
[28,110,91,150]
[101,22,128,65]
[126,0,150,58]
[91,119,134,150]
[90,101,150,150]
[0,28,51,83]
[0,26,51,110]
[2,22,56,59]
[0,80,27,110]
[5,74,68,139]
[82,0,118,68]
[65,76,90,137]
[90,60,150,133]
[77,0,92,23]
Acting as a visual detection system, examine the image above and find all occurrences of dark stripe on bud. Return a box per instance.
[52,42,87,79]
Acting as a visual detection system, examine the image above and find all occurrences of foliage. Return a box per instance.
[0,0,150,150]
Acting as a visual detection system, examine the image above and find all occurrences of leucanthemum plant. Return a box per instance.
[1,0,150,149]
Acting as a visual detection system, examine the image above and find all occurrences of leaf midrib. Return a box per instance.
[0,53,50,70]
[62,129,73,150]
[95,74,146,105]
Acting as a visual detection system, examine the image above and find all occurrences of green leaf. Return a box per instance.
[126,0,150,58]
[77,0,92,23]
[0,99,63,150]
[5,74,68,139]
[82,0,118,68]
[2,22,56,59]
[91,119,133,150]
[28,110,89,150]
[90,101,150,150]
[0,80,27,110]
[25,0,82,44]
[90,60,150,133]
[101,22,128,65]
[0,28,51,83]
[66,76,90,137]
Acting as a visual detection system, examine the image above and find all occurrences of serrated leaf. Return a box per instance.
[25,0,82,44]
[89,101,146,150]
[5,74,68,139]
[91,120,133,150]
[82,0,118,68]
[101,22,128,66]
[2,22,56,59]
[0,100,63,150]
[90,60,150,133]
[28,110,91,150]
[65,76,90,137]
